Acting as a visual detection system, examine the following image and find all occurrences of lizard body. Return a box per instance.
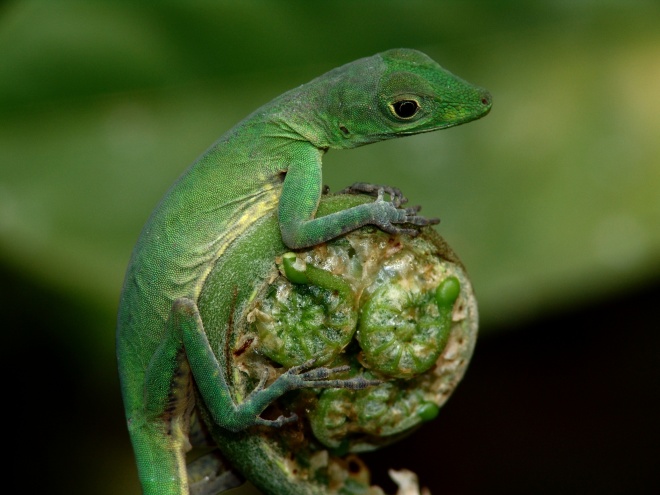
[116,48,491,494]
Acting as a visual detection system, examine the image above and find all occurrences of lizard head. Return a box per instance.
[376,48,492,135]
[319,48,492,149]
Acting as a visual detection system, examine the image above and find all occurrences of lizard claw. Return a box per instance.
[255,413,299,428]
[339,182,408,207]
[404,205,440,226]
[379,223,419,237]
[245,369,270,401]
[285,357,322,375]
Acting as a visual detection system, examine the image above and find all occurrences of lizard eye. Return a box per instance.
[391,99,420,119]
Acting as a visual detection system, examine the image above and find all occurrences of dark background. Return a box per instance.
[2,2,658,494]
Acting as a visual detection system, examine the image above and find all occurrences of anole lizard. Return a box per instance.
[116,48,491,495]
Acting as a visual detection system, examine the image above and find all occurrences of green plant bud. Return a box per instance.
[251,257,358,367]
[197,194,478,495]
[311,379,443,452]
[357,275,459,379]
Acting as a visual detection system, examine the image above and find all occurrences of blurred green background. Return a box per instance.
[2,1,658,494]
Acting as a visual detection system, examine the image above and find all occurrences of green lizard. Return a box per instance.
[116,48,491,495]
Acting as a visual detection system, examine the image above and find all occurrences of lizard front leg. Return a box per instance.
[278,150,439,249]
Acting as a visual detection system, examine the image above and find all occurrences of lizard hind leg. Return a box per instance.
[172,296,380,433]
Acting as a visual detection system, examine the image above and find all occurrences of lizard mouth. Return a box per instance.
[394,119,469,136]
[394,103,491,136]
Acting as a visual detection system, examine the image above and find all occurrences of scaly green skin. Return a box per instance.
[116,48,491,495]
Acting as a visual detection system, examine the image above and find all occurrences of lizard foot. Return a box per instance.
[252,360,380,428]
[372,188,440,237]
[286,358,381,390]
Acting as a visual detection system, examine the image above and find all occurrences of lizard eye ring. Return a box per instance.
[391,99,420,119]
